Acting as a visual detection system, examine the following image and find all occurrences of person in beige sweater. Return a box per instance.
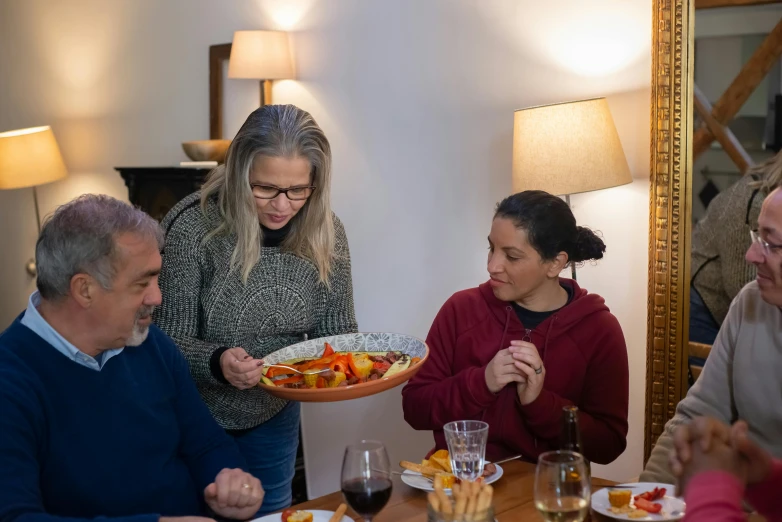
[642,186,782,484]
[689,150,782,346]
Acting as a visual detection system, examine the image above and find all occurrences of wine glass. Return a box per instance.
[534,450,591,522]
[341,440,393,521]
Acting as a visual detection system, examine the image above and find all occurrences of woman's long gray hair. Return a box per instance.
[200,104,335,283]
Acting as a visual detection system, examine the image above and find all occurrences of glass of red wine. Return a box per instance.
[340,440,393,521]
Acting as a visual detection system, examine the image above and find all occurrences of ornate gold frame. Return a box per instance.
[645,0,695,462]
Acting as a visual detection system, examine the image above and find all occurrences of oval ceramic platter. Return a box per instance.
[257,332,429,402]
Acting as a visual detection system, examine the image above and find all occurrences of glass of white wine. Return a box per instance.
[534,450,591,522]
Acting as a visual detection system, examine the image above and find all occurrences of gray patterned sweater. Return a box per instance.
[153,192,358,430]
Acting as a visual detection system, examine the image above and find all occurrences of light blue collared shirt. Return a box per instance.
[20,291,124,371]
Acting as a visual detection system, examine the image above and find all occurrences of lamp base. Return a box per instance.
[260,80,273,106]
[565,193,577,281]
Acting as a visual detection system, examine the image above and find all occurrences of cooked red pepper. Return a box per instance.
[634,498,662,514]
[635,487,666,502]
[273,376,303,386]
[322,342,335,357]
[266,366,296,378]
[299,354,337,372]
[330,355,350,375]
[315,377,327,388]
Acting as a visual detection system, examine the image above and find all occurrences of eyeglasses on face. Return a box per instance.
[750,229,782,254]
[250,184,316,201]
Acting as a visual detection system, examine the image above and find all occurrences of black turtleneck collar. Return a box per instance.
[261,222,291,247]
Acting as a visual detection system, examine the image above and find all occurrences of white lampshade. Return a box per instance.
[512,98,632,196]
[228,30,294,80]
[0,126,68,190]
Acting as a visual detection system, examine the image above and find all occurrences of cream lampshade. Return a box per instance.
[511,98,631,280]
[512,97,631,196]
[0,125,68,276]
[0,126,67,191]
[228,30,294,106]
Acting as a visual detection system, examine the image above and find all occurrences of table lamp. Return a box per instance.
[0,125,68,276]
[228,30,294,106]
[512,97,632,280]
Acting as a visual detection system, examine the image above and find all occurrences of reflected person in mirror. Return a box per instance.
[402,190,629,465]
[0,195,262,522]
[643,186,782,485]
[689,150,782,346]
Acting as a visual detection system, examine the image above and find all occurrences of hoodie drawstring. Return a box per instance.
[499,306,512,350]
[540,315,557,368]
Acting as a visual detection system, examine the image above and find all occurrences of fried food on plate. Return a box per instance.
[608,489,632,508]
[429,449,452,473]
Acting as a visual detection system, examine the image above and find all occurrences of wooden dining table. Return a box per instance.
[283,459,620,521]
[281,458,771,521]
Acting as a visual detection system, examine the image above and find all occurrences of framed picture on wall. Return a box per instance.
[209,43,232,140]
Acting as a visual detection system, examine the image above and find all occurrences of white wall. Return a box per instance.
[0,0,651,496]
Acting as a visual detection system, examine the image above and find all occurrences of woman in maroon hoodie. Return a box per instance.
[402,190,629,465]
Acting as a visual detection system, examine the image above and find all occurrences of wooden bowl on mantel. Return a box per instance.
[181,140,231,163]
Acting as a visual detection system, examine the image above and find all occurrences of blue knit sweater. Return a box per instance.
[0,317,247,522]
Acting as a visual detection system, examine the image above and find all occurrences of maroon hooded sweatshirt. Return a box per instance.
[402,279,628,465]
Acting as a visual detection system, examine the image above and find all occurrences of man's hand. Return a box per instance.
[670,417,746,495]
[484,348,525,393]
[730,421,773,486]
[670,417,732,477]
[220,347,264,390]
[204,468,264,520]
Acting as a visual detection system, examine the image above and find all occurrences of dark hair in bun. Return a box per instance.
[494,190,606,264]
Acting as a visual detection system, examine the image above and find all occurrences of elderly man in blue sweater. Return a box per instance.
[0,195,263,522]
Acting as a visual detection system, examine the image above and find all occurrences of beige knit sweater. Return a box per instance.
[641,281,782,484]
[690,175,762,324]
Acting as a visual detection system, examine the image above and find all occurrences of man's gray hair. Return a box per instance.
[36,194,164,300]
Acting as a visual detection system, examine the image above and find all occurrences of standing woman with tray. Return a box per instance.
[402,190,629,465]
[154,104,358,515]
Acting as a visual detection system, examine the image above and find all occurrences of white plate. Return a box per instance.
[591,482,685,521]
[252,510,351,522]
[400,463,504,492]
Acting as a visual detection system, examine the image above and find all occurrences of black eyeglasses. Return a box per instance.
[250,184,316,201]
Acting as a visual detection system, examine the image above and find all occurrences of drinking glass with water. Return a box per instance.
[442,420,489,482]
[534,450,591,522]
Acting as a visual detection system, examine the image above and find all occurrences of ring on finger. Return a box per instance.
[534,366,543,375]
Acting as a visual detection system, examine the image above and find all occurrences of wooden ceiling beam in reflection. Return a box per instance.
[692,18,782,161]
[693,84,754,173]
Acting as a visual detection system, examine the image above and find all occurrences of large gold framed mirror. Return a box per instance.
[645,0,782,460]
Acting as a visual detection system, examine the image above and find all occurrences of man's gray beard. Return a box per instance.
[126,324,150,347]
[126,306,155,347]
